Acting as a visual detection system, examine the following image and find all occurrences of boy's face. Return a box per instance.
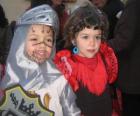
[75,27,101,58]
[25,24,54,64]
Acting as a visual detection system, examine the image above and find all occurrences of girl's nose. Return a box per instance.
[89,38,96,46]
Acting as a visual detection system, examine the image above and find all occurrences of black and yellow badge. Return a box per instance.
[0,85,54,116]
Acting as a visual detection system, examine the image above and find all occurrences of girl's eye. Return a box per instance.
[82,36,89,39]
[95,35,102,40]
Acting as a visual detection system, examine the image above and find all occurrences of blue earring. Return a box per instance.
[73,47,79,54]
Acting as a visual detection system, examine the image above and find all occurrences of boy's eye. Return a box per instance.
[44,38,53,47]
[44,38,53,44]
[46,38,53,43]
[29,37,40,45]
[30,38,38,41]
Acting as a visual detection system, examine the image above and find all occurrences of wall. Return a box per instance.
[0,0,127,23]
[0,0,30,22]
[0,0,88,22]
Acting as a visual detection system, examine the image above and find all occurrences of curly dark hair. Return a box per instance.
[64,1,108,49]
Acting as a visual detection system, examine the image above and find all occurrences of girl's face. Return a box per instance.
[25,24,54,64]
[75,27,101,58]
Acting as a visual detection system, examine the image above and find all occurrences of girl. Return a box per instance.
[0,4,80,116]
[54,2,118,116]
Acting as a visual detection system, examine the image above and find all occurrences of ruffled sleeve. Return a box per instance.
[54,50,79,91]
[100,42,118,84]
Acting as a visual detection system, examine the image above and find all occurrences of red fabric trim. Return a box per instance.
[100,42,118,84]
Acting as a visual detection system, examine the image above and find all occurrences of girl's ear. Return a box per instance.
[71,40,76,46]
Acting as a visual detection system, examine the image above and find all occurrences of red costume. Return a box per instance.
[54,42,118,95]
